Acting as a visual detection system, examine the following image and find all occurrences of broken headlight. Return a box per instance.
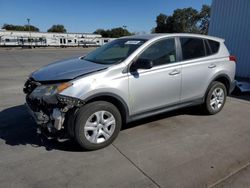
[57,95,84,107]
[31,82,73,96]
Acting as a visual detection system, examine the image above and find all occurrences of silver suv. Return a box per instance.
[24,34,236,150]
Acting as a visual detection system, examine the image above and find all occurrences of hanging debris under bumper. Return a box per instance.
[25,93,84,138]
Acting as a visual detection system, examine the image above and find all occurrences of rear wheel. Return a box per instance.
[74,101,121,150]
[204,81,227,115]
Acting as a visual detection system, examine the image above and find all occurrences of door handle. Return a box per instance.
[208,64,216,68]
[169,70,180,76]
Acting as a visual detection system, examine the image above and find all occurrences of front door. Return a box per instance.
[128,38,182,115]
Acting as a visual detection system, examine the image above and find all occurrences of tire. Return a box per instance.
[74,101,122,150]
[203,81,227,115]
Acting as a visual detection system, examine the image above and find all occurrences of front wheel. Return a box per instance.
[74,101,122,150]
[203,81,227,115]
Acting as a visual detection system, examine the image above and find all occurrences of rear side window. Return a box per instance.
[207,39,220,54]
[180,37,205,60]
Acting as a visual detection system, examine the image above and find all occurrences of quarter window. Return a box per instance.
[180,37,205,60]
[208,39,220,54]
[139,38,176,66]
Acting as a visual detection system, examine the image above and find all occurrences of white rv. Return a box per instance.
[0,30,114,47]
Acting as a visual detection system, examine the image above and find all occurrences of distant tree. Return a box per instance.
[198,5,211,34]
[155,14,168,33]
[47,25,67,33]
[24,25,40,32]
[153,5,211,34]
[109,27,131,38]
[154,13,175,33]
[171,7,200,33]
[93,29,109,37]
[93,27,132,38]
[2,24,39,31]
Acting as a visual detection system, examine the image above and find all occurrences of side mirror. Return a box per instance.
[131,58,153,71]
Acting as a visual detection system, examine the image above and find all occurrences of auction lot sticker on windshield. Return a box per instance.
[125,41,141,45]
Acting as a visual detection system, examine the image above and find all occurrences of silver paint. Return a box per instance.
[29,33,236,118]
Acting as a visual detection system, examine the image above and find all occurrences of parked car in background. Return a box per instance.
[24,33,236,150]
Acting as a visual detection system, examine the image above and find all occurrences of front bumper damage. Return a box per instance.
[24,79,84,139]
[26,102,65,131]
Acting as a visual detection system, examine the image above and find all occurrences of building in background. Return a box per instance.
[209,0,250,78]
[0,30,114,47]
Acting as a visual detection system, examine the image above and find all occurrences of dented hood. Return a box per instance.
[31,57,110,82]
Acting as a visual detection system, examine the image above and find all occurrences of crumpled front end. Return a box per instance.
[23,78,83,138]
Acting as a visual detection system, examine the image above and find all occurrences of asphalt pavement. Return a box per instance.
[0,47,250,188]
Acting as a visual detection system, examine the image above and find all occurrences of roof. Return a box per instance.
[0,29,101,36]
[122,33,225,42]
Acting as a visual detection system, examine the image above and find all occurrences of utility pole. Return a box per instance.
[122,25,127,36]
[27,18,31,47]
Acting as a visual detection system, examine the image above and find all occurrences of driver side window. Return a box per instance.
[139,38,176,66]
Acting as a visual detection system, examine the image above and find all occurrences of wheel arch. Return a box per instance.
[84,93,129,125]
[202,74,231,103]
[65,93,129,138]
[211,74,231,94]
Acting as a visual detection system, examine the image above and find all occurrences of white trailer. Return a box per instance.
[0,30,114,47]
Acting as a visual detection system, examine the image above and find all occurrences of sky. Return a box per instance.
[0,0,211,33]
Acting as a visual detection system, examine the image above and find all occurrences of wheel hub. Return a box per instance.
[210,87,224,110]
[84,110,116,144]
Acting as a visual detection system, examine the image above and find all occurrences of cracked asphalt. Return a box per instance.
[1,48,250,188]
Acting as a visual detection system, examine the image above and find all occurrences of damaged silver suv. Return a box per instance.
[24,34,236,150]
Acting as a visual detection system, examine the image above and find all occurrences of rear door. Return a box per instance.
[179,37,220,102]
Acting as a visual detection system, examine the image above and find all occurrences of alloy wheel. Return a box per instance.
[210,87,225,111]
[84,110,116,144]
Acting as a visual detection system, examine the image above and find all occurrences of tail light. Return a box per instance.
[229,55,237,62]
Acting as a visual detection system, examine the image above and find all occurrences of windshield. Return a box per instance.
[84,38,146,64]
